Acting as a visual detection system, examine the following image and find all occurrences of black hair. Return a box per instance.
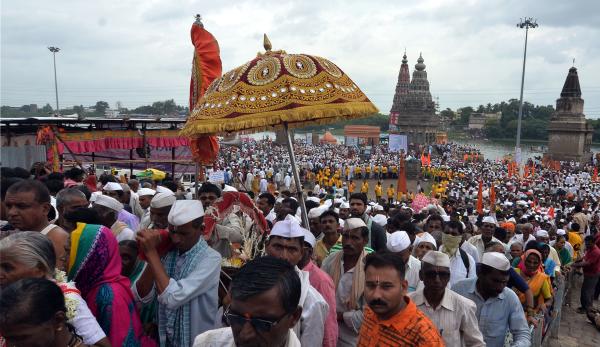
[364,252,406,280]
[63,207,102,225]
[198,182,222,198]
[6,179,51,204]
[190,216,204,229]
[75,185,92,201]
[305,200,320,211]
[574,204,583,213]
[585,235,596,243]
[258,193,276,207]
[119,239,138,251]
[12,167,31,179]
[349,193,367,205]
[1,177,23,200]
[493,227,507,241]
[389,212,411,229]
[0,278,65,328]
[44,179,65,196]
[99,174,117,186]
[161,180,178,194]
[445,220,464,234]
[320,210,339,222]
[282,198,299,214]
[525,241,543,252]
[231,256,301,314]
[47,172,64,181]
[425,214,444,226]
[1,167,15,179]
[65,167,85,180]
[571,223,580,232]
[398,221,416,237]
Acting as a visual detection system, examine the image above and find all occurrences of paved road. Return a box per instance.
[548,276,600,347]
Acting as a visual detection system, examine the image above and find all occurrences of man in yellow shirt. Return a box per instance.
[361,180,369,194]
[374,181,383,202]
[387,184,395,205]
[349,180,356,194]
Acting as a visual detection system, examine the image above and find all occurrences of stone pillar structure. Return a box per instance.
[547,67,593,163]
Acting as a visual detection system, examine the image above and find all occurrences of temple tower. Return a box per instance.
[389,53,439,145]
[547,67,593,163]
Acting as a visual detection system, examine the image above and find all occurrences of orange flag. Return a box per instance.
[397,156,407,194]
[594,167,598,182]
[548,206,555,219]
[489,183,496,210]
[476,179,483,215]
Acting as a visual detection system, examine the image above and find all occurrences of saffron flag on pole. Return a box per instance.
[476,179,483,215]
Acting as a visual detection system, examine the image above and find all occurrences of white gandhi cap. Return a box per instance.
[422,250,450,268]
[481,252,510,271]
[168,200,204,226]
[386,231,411,252]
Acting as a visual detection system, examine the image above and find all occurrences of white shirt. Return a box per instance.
[510,234,536,248]
[461,242,480,263]
[409,288,485,347]
[467,235,503,260]
[64,283,107,344]
[193,327,301,347]
[439,245,477,287]
[293,267,329,347]
[406,255,421,292]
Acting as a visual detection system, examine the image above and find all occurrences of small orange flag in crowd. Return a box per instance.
[594,167,598,182]
[397,156,407,194]
[476,179,483,215]
[489,183,496,210]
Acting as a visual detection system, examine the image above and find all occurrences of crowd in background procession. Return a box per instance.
[1,140,600,347]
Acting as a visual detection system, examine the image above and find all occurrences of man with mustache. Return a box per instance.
[408,251,485,346]
[358,252,443,347]
[321,218,369,347]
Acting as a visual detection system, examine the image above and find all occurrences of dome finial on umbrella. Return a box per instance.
[263,33,272,52]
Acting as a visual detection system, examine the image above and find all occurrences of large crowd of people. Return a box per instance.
[1,139,600,347]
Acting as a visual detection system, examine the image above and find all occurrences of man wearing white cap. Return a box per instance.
[535,229,562,275]
[264,218,329,347]
[321,217,370,347]
[92,194,135,241]
[298,229,338,347]
[440,221,477,286]
[452,253,531,347]
[348,193,387,252]
[412,232,437,260]
[199,182,243,258]
[137,187,155,231]
[467,216,503,260]
[339,201,350,220]
[387,230,421,292]
[149,191,177,229]
[308,206,324,240]
[103,181,140,231]
[135,200,221,347]
[408,251,485,347]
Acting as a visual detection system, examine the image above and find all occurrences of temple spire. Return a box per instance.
[560,67,581,98]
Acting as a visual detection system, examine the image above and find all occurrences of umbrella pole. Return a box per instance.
[283,122,309,228]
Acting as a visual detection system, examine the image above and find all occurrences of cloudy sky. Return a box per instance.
[2,0,599,117]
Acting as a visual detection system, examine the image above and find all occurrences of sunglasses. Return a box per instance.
[224,308,287,332]
[423,271,451,280]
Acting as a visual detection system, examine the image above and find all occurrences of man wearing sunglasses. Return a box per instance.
[193,256,302,347]
[264,218,329,347]
[408,251,485,346]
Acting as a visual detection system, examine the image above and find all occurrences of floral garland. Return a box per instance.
[54,270,78,321]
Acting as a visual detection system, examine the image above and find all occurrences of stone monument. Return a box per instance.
[546,66,593,163]
[389,52,439,145]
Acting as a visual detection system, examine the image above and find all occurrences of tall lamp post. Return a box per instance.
[48,46,60,115]
[514,18,538,165]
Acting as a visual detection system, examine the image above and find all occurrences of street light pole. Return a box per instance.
[515,18,538,165]
[48,46,60,115]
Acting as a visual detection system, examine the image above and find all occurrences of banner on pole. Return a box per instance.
[389,134,408,153]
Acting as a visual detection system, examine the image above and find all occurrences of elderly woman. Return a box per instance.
[515,249,553,314]
[0,231,109,346]
[553,234,572,267]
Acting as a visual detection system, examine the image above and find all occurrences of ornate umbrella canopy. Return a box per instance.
[181,35,378,136]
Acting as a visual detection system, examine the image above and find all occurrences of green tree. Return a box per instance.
[41,103,53,113]
[459,106,474,125]
[95,101,109,114]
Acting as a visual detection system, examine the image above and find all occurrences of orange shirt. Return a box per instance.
[358,298,443,347]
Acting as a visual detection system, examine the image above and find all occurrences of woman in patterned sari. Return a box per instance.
[514,249,553,315]
[68,222,146,346]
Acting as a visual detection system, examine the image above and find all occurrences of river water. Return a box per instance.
[244,131,600,161]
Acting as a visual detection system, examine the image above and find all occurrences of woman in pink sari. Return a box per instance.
[68,222,149,346]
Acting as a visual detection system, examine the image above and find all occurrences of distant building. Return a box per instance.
[29,104,38,112]
[468,112,501,130]
[389,52,439,145]
[546,67,593,163]
[344,125,380,146]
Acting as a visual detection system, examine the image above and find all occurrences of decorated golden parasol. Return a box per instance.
[181,34,379,227]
